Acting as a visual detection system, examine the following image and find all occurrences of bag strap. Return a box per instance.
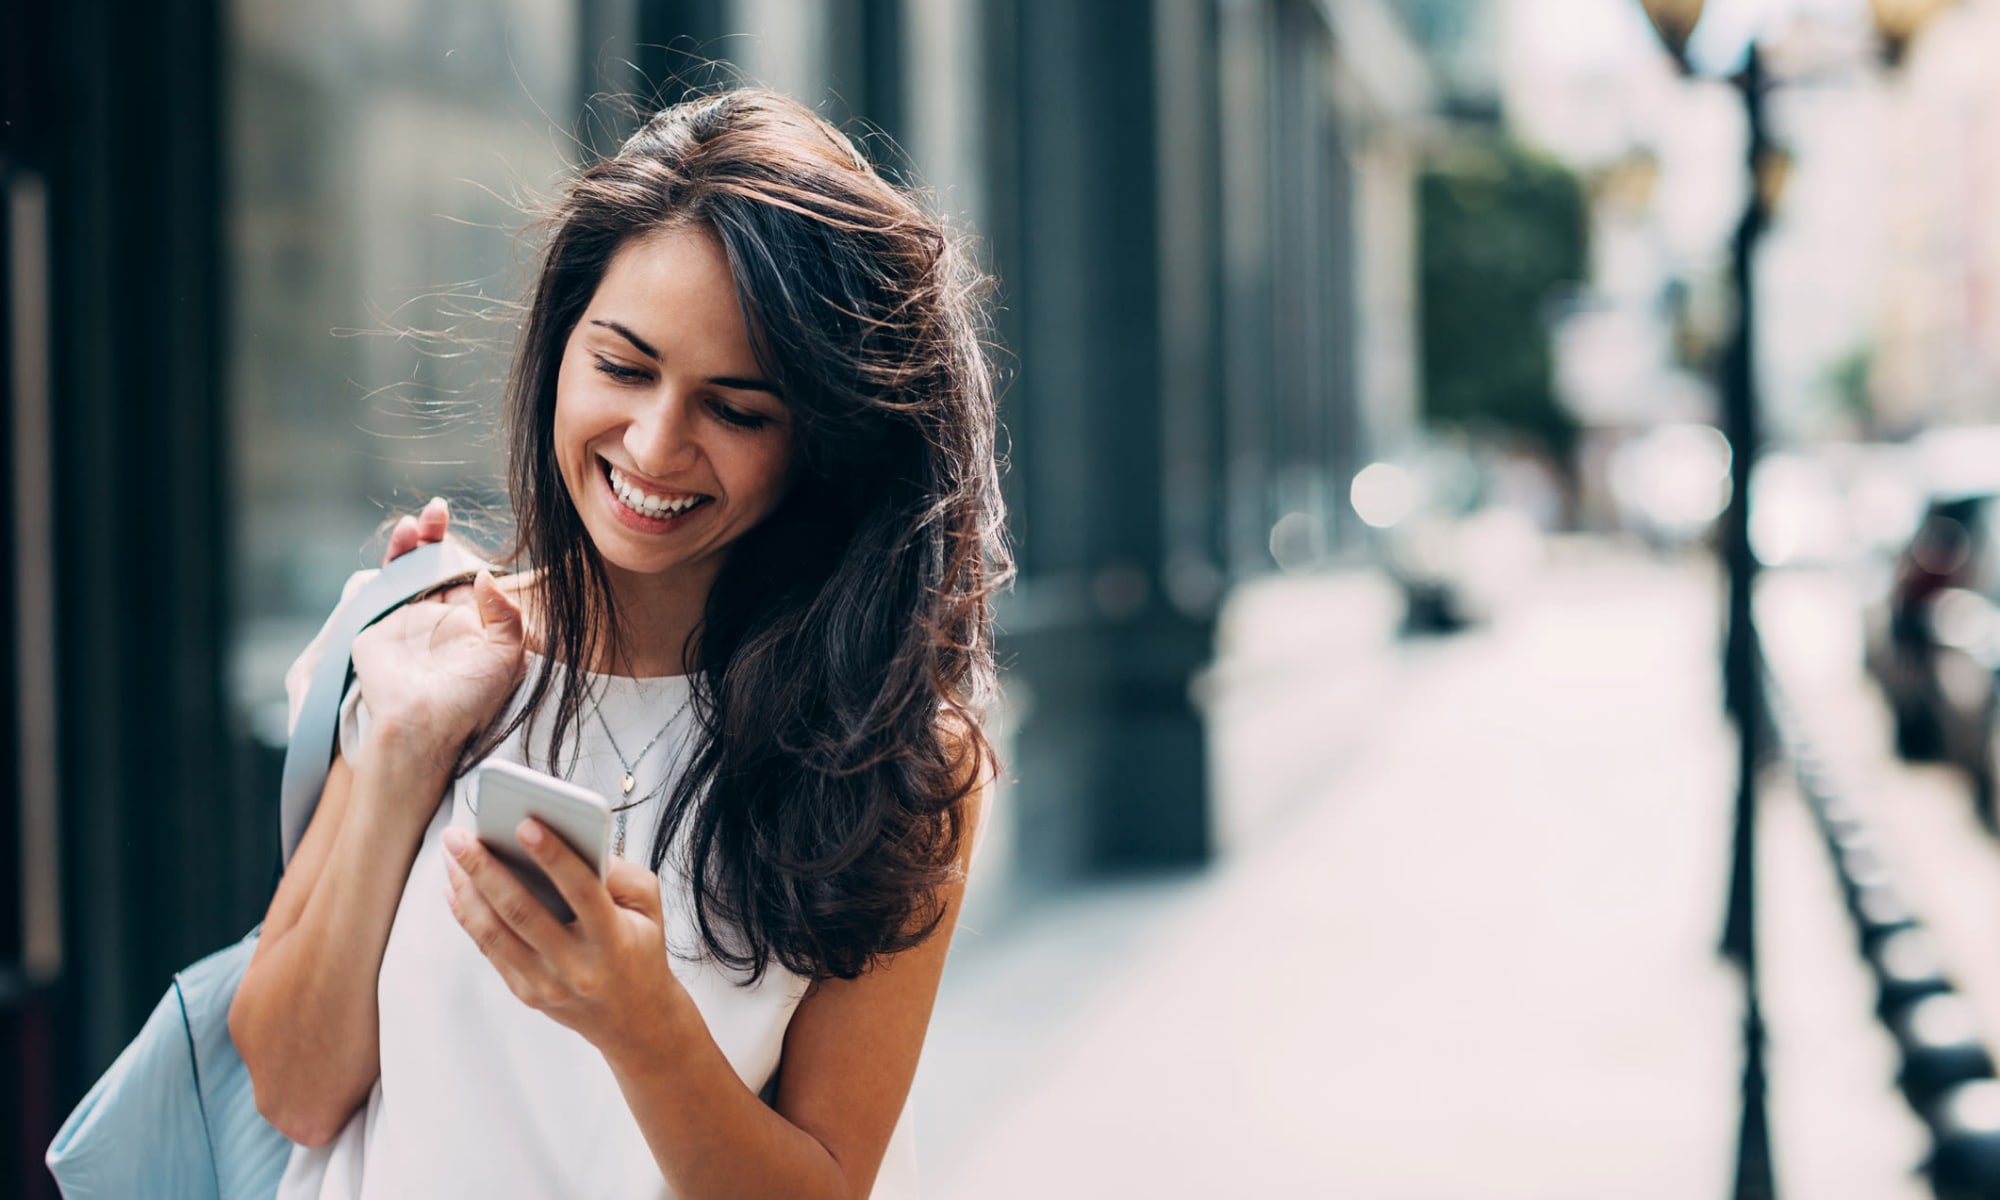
[278,540,498,865]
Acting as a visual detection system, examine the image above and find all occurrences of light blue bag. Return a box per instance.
[45,935,279,1199]
[45,542,493,1198]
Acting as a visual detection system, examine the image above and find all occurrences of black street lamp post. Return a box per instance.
[1636,3,1954,1197]
[1635,7,1778,1191]
[1719,43,1776,1198]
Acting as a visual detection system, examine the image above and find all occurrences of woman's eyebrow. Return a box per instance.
[589,319,659,360]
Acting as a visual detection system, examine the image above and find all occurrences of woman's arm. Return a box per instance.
[440,762,990,1199]
[228,731,456,1146]
[617,866,972,1199]
[232,506,526,1147]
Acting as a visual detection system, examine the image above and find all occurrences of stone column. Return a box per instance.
[980,0,1225,882]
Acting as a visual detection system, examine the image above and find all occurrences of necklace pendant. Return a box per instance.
[621,773,635,795]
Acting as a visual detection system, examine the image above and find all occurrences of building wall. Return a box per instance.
[1874,0,2000,430]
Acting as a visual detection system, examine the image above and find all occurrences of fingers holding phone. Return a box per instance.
[470,761,612,925]
[444,762,690,1047]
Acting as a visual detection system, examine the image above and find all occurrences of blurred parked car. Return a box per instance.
[1351,449,1545,636]
[1862,429,2000,830]
[1751,443,1922,572]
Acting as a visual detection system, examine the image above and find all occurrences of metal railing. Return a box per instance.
[1764,669,2000,1198]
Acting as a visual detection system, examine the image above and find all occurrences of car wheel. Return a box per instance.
[1975,755,1999,834]
[1895,700,1945,762]
[1981,708,2000,836]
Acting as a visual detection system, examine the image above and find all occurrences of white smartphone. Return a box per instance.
[472,760,612,924]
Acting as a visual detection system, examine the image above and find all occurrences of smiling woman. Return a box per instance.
[225,87,1011,1200]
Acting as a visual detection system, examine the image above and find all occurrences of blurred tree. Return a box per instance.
[1418,136,1588,463]
[1822,343,1878,436]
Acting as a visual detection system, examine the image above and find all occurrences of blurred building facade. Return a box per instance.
[1871,0,2000,432]
[1492,0,2000,484]
[2,0,1433,1188]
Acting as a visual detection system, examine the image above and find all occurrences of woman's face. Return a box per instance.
[552,225,795,596]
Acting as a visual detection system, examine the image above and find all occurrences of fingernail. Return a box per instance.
[518,820,543,847]
[442,827,471,856]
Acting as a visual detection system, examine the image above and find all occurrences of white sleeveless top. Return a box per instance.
[276,651,919,1199]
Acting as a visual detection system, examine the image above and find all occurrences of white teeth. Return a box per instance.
[608,464,705,521]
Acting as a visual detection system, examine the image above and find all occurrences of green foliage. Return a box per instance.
[1419,137,1588,460]
[1822,343,1876,433]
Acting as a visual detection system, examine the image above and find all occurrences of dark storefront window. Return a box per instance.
[226,0,578,740]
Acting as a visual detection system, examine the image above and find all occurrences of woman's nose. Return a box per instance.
[625,389,700,475]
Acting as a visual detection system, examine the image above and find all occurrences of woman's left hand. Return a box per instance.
[440,821,693,1049]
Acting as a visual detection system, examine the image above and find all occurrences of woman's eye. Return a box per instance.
[709,400,770,431]
[592,355,649,384]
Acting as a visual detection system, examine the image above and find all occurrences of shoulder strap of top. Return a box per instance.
[278,539,498,865]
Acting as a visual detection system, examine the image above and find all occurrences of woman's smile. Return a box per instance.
[601,458,712,530]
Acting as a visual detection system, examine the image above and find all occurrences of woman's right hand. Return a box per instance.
[351,498,527,773]
[284,498,457,731]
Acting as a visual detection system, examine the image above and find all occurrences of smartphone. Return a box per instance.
[472,760,611,924]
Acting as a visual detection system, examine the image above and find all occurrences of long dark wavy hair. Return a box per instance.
[456,88,1009,984]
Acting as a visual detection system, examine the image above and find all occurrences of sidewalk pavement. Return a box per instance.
[912,547,1925,1199]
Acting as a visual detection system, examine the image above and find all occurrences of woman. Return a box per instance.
[228,88,1009,1199]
